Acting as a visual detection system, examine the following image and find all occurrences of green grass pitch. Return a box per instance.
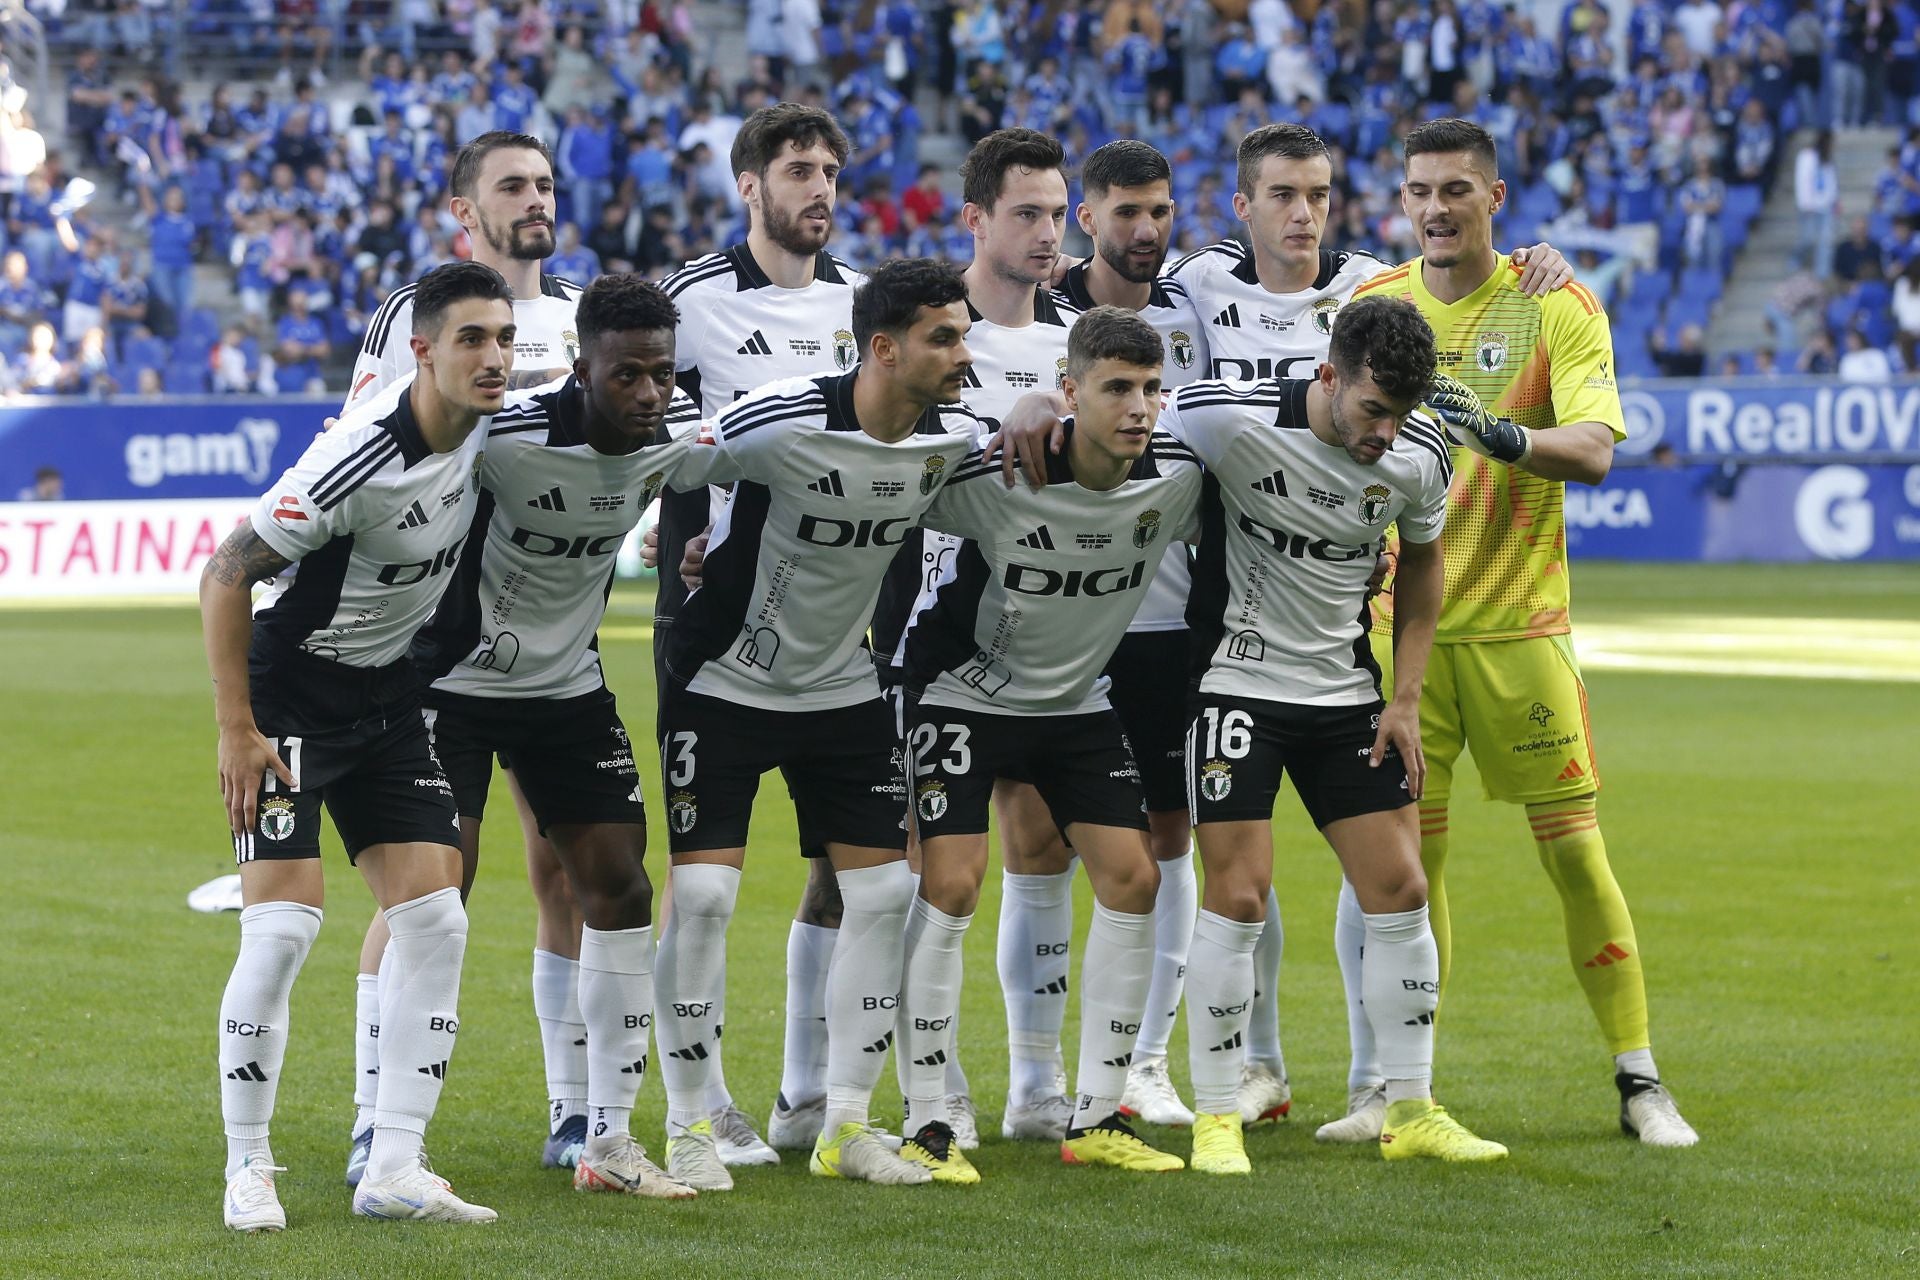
[2,564,1914,1278]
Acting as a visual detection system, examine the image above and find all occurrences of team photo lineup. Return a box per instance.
[201,103,1705,1232]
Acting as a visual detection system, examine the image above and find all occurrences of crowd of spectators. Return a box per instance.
[2,0,1919,397]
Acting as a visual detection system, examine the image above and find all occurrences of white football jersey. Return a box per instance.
[654,244,866,626]
[956,287,1079,431]
[666,372,983,713]
[908,427,1203,716]
[416,379,704,700]
[1158,378,1451,706]
[1054,261,1209,633]
[1053,261,1210,389]
[1167,242,1392,382]
[343,274,586,412]
[250,377,488,668]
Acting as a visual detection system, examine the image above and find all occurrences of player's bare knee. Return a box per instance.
[922,862,982,918]
[1101,852,1160,915]
[1203,874,1269,924]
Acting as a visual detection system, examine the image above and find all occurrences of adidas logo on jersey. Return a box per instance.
[1016,525,1056,550]
[395,500,430,530]
[1213,304,1242,328]
[528,486,566,512]
[1251,470,1288,496]
[806,469,846,497]
[736,329,773,356]
[962,366,983,388]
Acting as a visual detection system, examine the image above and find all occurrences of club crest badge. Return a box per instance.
[668,791,698,835]
[258,796,296,841]
[562,329,581,363]
[1477,331,1509,372]
[1133,508,1162,548]
[1199,760,1232,802]
[917,780,949,822]
[1311,297,1340,335]
[920,453,947,495]
[1055,357,1069,389]
[1360,483,1392,525]
[833,329,857,370]
[1170,330,1195,369]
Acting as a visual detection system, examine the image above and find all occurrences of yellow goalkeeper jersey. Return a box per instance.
[1355,254,1626,643]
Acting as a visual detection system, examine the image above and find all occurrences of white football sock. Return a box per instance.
[1184,910,1263,1115]
[998,867,1073,1100]
[1134,850,1196,1060]
[531,948,587,1131]
[703,953,732,1115]
[899,895,970,1127]
[943,1011,970,1098]
[1336,878,1383,1090]
[1247,886,1287,1076]
[654,863,738,1130]
[1362,905,1438,1105]
[1615,1047,1659,1079]
[352,967,381,1136]
[776,921,835,1110]
[369,887,467,1182]
[220,901,321,1178]
[1072,902,1154,1130]
[822,861,912,1133]
[579,924,653,1149]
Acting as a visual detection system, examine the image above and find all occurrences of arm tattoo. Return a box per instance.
[205,524,294,589]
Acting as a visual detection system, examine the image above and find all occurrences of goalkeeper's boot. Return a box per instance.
[1618,1073,1699,1147]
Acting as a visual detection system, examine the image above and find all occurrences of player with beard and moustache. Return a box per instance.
[1159,123,1573,1135]
[338,132,600,1188]
[407,275,710,1204]
[869,128,1083,1149]
[1051,139,1210,1129]
[205,263,515,1231]
[651,259,982,1192]
[654,103,863,1167]
[1160,296,1508,1174]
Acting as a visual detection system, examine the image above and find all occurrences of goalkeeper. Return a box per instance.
[1329,117,1698,1149]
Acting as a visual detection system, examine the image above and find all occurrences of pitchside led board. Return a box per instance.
[0,382,1917,599]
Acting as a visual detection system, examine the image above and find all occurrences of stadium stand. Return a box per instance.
[2,0,1918,394]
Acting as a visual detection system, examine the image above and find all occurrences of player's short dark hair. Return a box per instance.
[960,128,1067,211]
[576,273,679,353]
[1066,305,1165,379]
[411,260,514,337]
[1235,123,1329,196]
[1082,140,1171,200]
[851,257,969,355]
[730,102,850,178]
[1327,296,1437,403]
[449,131,555,199]
[1403,117,1500,179]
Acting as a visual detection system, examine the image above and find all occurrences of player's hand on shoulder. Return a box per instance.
[1370,699,1424,800]
[217,723,296,838]
[983,390,1069,490]
[1510,243,1573,296]
[1426,373,1531,465]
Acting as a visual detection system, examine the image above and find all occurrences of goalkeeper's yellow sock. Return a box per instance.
[1417,805,1452,997]
[1526,798,1650,1056]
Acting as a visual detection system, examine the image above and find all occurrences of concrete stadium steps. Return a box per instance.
[1710,126,1899,356]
